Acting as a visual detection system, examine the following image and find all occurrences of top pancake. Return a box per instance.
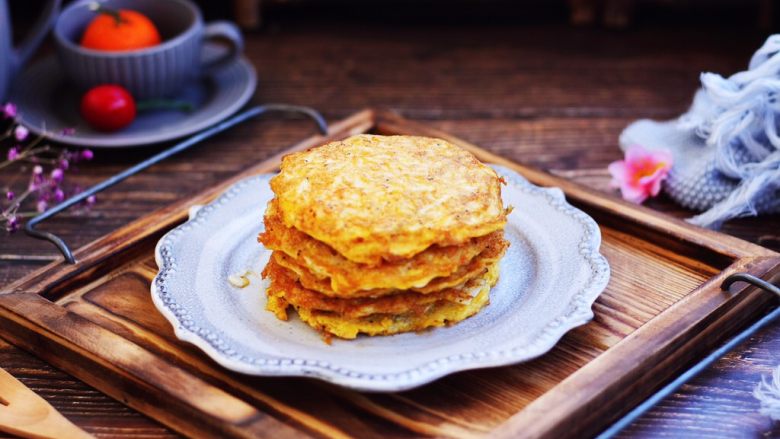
[269,134,507,265]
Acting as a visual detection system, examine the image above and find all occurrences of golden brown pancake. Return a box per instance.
[269,135,507,265]
[260,198,504,296]
[270,235,508,298]
[260,134,510,340]
[263,258,481,319]
[271,262,500,339]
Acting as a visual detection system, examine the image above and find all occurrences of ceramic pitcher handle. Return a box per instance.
[13,0,60,71]
[202,21,244,76]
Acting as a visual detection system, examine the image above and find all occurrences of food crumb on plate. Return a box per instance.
[228,271,252,288]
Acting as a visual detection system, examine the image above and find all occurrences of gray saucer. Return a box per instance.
[9,44,257,148]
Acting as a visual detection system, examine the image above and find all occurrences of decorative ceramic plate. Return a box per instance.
[152,166,610,392]
[9,43,256,148]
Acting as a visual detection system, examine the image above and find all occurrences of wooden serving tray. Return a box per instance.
[2,110,779,439]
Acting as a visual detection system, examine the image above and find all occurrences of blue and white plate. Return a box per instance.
[9,43,256,148]
[151,166,610,392]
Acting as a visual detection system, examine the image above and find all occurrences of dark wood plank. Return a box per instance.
[1,16,778,439]
[619,319,780,438]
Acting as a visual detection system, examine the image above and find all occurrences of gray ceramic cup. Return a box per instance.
[54,0,244,99]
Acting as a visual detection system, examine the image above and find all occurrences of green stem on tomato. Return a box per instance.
[136,100,194,113]
[88,2,125,26]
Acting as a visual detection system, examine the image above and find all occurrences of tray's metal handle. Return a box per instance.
[597,272,780,438]
[24,104,328,264]
[722,273,780,296]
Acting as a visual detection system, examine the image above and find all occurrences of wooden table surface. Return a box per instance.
[2,11,780,438]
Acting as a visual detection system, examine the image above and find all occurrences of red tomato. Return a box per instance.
[80,85,136,132]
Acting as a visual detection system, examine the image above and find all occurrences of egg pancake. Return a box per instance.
[260,198,504,295]
[288,262,499,339]
[263,257,489,319]
[271,235,508,298]
[269,134,507,265]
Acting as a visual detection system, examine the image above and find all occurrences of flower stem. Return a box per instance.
[21,134,47,154]
[0,145,54,171]
[12,211,39,219]
[1,188,32,216]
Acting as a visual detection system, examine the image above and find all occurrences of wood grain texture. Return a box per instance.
[1,16,779,439]
[1,110,778,439]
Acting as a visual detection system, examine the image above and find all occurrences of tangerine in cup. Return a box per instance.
[54,0,244,99]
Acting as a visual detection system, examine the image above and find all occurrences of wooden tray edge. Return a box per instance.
[495,256,780,439]
[2,108,779,438]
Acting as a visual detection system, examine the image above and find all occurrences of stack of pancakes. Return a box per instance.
[259,134,510,340]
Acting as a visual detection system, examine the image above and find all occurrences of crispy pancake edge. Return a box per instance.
[292,262,499,339]
[260,198,505,295]
[271,236,508,298]
[264,257,486,319]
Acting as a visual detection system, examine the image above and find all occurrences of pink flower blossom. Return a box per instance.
[608,145,673,204]
[36,200,48,213]
[80,149,93,160]
[14,125,29,141]
[5,191,14,201]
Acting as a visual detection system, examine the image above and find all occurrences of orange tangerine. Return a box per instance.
[81,9,161,52]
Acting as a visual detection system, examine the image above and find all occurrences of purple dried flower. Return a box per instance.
[2,121,94,234]
[14,125,29,141]
[60,127,76,136]
[5,215,19,232]
[51,168,64,183]
[2,103,17,119]
[28,165,44,191]
[6,146,19,161]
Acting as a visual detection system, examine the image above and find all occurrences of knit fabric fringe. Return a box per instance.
[620,35,780,228]
[755,365,780,421]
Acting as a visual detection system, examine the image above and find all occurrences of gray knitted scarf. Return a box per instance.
[620,35,780,228]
